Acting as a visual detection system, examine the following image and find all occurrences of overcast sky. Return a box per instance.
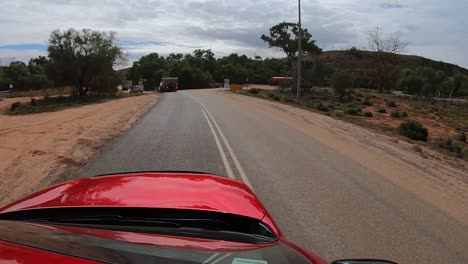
[0,0,467,68]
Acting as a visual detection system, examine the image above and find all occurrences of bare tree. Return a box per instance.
[367,27,408,93]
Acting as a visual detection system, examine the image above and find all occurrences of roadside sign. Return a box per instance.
[9,84,13,89]
[224,79,230,90]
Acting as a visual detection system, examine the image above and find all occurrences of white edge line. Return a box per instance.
[204,108,255,191]
[184,91,254,191]
[201,108,235,180]
[211,253,233,264]
[202,253,219,264]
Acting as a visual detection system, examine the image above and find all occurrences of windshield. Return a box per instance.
[0,220,311,264]
[165,78,178,85]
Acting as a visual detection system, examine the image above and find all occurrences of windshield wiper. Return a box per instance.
[20,215,181,228]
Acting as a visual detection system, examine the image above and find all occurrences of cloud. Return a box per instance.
[380,2,407,9]
[0,0,466,68]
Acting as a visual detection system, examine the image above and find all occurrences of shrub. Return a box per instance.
[346,102,357,108]
[437,138,464,158]
[330,70,354,99]
[345,108,358,115]
[457,132,467,143]
[335,112,344,117]
[387,101,398,107]
[31,98,38,106]
[398,121,429,141]
[306,102,315,109]
[278,80,293,92]
[362,99,373,106]
[317,103,329,112]
[273,96,281,101]
[283,97,294,103]
[268,93,275,98]
[391,111,401,118]
[364,111,373,117]
[401,112,408,118]
[378,107,386,113]
[10,102,22,111]
[248,88,260,94]
[328,103,336,110]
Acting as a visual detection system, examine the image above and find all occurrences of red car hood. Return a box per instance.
[0,172,266,221]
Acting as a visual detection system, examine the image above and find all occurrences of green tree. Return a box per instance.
[178,66,213,89]
[452,73,468,97]
[261,22,322,87]
[0,66,11,89]
[397,68,424,96]
[8,61,30,90]
[48,28,124,96]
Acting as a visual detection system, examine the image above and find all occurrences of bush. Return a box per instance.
[248,88,260,94]
[401,112,408,118]
[273,96,281,101]
[330,70,354,99]
[387,101,398,107]
[317,103,329,112]
[279,80,293,92]
[437,138,464,158]
[457,132,467,143]
[283,97,294,103]
[10,102,21,111]
[364,111,373,117]
[378,107,386,113]
[335,112,344,117]
[362,99,373,106]
[391,111,401,118]
[268,93,275,98]
[345,108,359,115]
[30,98,38,106]
[398,121,429,141]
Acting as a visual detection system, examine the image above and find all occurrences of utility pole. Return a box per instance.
[297,0,302,100]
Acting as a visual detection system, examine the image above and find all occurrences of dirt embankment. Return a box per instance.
[0,94,160,205]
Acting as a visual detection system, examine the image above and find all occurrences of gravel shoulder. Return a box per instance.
[0,94,160,205]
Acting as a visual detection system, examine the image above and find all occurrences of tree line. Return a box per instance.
[127,51,291,89]
[1,25,468,98]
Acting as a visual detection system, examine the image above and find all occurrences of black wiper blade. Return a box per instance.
[22,215,181,228]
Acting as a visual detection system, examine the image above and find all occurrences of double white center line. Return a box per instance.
[184,92,254,191]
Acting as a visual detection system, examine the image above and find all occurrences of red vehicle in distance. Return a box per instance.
[268,76,294,85]
[0,172,396,264]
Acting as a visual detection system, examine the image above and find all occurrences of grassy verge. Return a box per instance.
[7,93,146,115]
[242,87,468,161]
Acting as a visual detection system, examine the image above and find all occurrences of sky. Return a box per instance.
[0,0,467,68]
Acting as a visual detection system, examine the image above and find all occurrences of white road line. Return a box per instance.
[201,108,235,180]
[184,91,254,191]
[202,253,219,264]
[211,253,232,264]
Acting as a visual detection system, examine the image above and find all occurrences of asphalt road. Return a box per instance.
[77,89,468,264]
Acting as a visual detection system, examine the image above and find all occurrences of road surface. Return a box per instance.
[78,89,468,264]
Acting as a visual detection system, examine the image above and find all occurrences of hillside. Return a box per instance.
[314,50,468,76]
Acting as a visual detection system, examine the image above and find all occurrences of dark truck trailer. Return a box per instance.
[158,78,179,92]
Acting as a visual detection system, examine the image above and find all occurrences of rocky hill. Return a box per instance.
[314,50,468,76]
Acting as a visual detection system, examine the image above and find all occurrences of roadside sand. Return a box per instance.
[0,94,160,205]
[218,90,468,225]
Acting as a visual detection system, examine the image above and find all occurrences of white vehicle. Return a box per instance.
[131,85,144,93]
